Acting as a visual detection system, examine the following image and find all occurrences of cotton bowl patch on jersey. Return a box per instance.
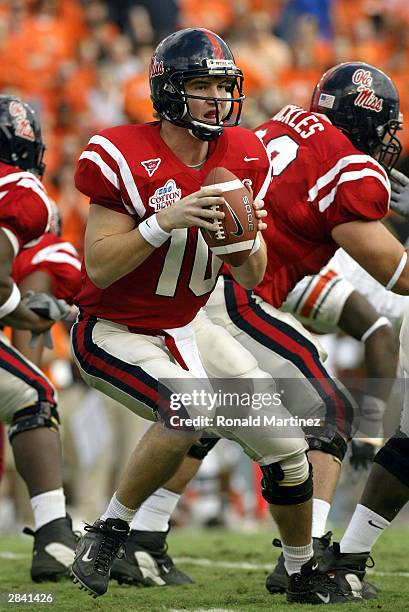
[201,167,256,267]
[148,179,181,211]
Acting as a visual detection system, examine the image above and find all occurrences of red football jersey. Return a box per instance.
[12,234,81,304]
[253,105,390,307]
[75,122,270,330]
[0,162,51,255]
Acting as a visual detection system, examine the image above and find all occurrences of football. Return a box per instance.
[201,167,257,267]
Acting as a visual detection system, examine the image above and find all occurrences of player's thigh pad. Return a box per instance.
[0,332,56,423]
[71,316,215,425]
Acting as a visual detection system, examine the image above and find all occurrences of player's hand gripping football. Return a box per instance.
[156,186,226,232]
[389,169,409,217]
[253,198,267,232]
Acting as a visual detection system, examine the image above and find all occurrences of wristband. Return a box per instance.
[386,251,407,291]
[361,316,391,343]
[250,234,261,256]
[138,214,172,247]
[0,283,21,318]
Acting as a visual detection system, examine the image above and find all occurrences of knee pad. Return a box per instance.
[187,435,220,460]
[8,401,60,442]
[374,431,409,488]
[305,427,348,463]
[260,451,313,505]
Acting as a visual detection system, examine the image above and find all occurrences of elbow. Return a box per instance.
[85,262,111,290]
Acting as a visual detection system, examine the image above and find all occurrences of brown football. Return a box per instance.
[201,167,257,267]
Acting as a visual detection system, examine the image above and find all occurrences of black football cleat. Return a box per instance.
[71,518,129,598]
[326,542,380,600]
[23,515,79,582]
[266,531,333,595]
[111,529,194,587]
[287,557,361,604]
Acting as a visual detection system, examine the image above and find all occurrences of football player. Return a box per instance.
[228,61,407,598]
[319,168,409,595]
[70,28,353,604]
[0,96,78,581]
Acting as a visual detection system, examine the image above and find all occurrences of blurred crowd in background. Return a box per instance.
[1,0,409,531]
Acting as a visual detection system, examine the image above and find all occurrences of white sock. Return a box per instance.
[30,487,66,531]
[130,488,180,532]
[340,504,390,553]
[282,542,314,575]
[100,492,137,524]
[312,498,331,538]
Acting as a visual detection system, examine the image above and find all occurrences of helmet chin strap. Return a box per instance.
[189,119,223,141]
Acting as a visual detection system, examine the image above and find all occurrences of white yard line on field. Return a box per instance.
[173,556,409,577]
[1,551,409,578]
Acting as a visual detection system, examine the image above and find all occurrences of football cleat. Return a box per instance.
[266,531,333,594]
[23,514,79,582]
[71,518,129,598]
[111,529,194,587]
[326,542,380,599]
[287,557,360,604]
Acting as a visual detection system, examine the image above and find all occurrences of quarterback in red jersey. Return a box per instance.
[0,96,77,582]
[71,29,350,604]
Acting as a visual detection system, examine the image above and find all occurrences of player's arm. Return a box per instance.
[86,188,225,289]
[0,231,53,333]
[332,220,409,294]
[11,270,53,366]
[228,200,268,289]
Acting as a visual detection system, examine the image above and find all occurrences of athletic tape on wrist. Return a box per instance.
[0,283,21,318]
[250,234,261,256]
[386,251,407,291]
[138,214,172,248]
[361,316,392,343]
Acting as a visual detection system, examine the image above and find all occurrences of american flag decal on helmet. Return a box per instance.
[318,93,335,109]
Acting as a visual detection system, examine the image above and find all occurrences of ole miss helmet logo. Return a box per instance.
[150,56,164,78]
[352,69,383,113]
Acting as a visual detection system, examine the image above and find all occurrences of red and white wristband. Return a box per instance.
[138,214,172,248]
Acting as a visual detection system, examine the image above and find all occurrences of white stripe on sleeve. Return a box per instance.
[87,135,146,217]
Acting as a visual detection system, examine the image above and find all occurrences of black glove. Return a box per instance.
[21,291,71,349]
[349,439,377,471]
[389,169,409,217]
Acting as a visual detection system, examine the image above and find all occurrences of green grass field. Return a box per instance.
[1,527,409,611]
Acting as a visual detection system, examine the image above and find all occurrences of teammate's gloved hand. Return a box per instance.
[21,291,71,321]
[21,291,71,348]
[349,439,377,471]
[389,169,409,217]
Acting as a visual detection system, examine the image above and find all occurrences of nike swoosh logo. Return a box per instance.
[312,563,318,571]
[368,519,384,529]
[317,592,330,604]
[111,526,128,532]
[81,544,94,562]
[225,202,244,237]
[244,156,259,162]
